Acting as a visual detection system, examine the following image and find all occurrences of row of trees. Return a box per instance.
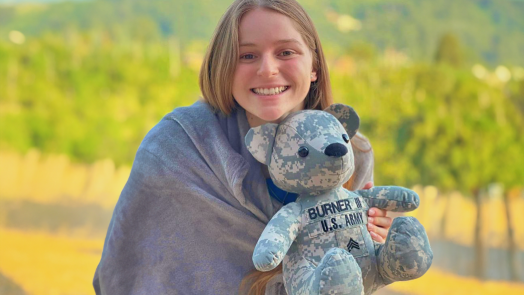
[0,32,201,165]
[1,0,524,66]
[333,32,524,279]
[2,29,522,170]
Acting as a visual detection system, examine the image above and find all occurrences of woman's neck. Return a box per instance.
[244,101,305,128]
[261,164,271,178]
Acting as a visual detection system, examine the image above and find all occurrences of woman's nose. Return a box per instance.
[257,55,279,77]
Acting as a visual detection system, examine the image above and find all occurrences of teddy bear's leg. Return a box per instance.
[282,245,318,294]
[283,247,364,295]
[376,217,433,284]
[317,248,364,295]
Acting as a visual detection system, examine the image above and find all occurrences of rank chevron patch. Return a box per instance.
[347,238,360,252]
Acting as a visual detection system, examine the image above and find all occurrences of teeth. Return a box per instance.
[253,86,288,95]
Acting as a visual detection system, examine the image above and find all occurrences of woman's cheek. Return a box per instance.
[233,65,253,92]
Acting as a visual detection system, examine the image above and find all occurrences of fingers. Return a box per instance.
[368,207,387,218]
[367,223,388,243]
[367,207,392,243]
[368,216,392,230]
[362,181,374,190]
[369,231,384,243]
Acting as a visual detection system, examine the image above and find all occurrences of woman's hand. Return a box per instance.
[362,181,392,243]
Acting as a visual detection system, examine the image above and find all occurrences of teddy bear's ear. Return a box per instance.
[324,104,360,139]
[245,123,278,165]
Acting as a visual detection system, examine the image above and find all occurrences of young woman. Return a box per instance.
[93,1,391,294]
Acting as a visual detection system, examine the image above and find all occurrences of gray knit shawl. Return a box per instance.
[93,100,373,295]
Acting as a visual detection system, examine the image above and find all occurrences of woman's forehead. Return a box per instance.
[238,8,306,47]
[239,38,304,49]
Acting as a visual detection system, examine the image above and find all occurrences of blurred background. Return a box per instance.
[0,0,523,294]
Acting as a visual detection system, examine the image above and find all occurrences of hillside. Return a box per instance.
[0,0,523,66]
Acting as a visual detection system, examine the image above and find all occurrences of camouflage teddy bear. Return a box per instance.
[245,104,433,295]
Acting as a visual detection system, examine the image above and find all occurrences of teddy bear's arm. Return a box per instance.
[355,186,420,212]
[252,202,302,272]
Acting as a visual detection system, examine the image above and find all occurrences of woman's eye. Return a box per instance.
[279,50,294,57]
[240,54,255,60]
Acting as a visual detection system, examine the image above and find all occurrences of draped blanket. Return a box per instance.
[93,100,373,295]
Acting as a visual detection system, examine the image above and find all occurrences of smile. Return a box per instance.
[251,86,289,96]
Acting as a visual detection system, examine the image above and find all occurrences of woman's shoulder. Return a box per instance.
[132,100,248,184]
[137,100,239,161]
[137,101,215,158]
[163,99,218,124]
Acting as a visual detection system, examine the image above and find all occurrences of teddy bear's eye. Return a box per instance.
[298,146,309,157]
[342,134,350,143]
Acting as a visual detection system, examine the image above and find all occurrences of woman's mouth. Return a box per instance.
[251,86,289,96]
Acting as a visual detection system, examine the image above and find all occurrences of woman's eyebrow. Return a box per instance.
[276,38,301,45]
[239,38,303,47]
[239,42,257,47]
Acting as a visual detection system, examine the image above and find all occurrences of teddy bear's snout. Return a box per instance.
[324,143,348,157]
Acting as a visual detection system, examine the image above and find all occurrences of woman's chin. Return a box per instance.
[257,111,287,123]
[246,105,301,126]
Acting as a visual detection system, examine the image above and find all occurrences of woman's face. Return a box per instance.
[233,8,317,127]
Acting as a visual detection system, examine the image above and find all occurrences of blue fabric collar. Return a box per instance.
[266,178,298,205]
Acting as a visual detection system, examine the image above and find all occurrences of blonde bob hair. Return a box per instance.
[199,0,333,115]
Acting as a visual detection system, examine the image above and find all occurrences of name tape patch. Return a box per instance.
[306,197,365,222]
[306,211,367,238]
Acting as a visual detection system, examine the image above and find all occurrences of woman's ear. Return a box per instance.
[311,71,317,82]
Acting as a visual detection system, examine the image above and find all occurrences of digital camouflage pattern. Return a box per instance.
[246,104,433,295]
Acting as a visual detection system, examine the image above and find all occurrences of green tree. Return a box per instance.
[434,33,463,67]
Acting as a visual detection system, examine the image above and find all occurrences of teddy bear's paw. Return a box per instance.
[379,217,433,282]
[317,248,364,295]
[253,249,284,272]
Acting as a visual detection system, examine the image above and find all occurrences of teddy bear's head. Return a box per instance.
[245,104,360,194]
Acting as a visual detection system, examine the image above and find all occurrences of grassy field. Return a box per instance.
[0,228,103,295]
[388,268,524,295]
[1,150,523,294]
[1,228,524,295]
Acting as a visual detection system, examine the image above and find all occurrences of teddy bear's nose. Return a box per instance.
[324,143,348,157]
